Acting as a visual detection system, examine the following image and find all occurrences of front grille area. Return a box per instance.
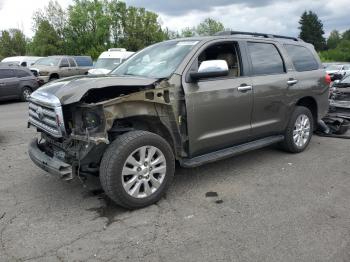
[29,102,62,137]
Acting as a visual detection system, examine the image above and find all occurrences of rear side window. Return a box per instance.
[60,58,69,67]
[17,70,31,78]
[68,57,76,67]
[247,42,285,75]
[284,44,319,72]
[0,69,15,79]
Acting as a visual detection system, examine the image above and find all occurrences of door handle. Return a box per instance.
[287,79,298,85]
[237,85,252,92]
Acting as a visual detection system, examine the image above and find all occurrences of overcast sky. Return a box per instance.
[0,0,349,38]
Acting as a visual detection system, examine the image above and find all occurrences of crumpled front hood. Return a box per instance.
[88,68,111,75]
[33,75,158,105]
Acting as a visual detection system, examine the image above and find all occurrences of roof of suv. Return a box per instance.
[0,63,23,69]
[173,31,310,46]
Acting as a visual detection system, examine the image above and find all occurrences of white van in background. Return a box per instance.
[1,56,43,67]
[88,48,134,75]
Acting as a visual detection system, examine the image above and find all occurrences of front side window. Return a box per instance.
[111,40,198,78]
[195,42,241,78]
[284,44,319,72]
[247,42,285,75]
[34,57,60,66]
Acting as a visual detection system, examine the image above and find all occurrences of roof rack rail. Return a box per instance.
[215,31,301,41]
[0,62,21,67]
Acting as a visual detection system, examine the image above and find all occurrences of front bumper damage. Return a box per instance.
[317,87,350,136]
[29,138,73,179]
[28,134,107,180]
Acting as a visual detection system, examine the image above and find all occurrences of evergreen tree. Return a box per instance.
[327,30,341,49]
[29,20,62,56]
[0,29,27,58]
[298,11,326,51]
[342,29,350,41]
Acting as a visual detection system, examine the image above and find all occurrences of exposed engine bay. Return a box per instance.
[318,86,350,138]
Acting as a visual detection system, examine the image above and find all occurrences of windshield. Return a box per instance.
[34,57,60,66]
[327,65,342,71]
[94,58,121,70]
[111,40,199,78]
[340,75,350,84]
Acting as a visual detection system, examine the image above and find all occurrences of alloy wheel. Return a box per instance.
[121,146,166,198]
[293,114,311,148]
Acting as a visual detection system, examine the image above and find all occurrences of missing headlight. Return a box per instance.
[83,111,101,130]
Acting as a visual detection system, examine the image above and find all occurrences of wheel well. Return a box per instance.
[296,97,318,126]
[109,116,175,153]
[50,73,59,79]
[22,85,32,91]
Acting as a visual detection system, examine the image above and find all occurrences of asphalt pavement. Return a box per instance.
[0,101,349,262]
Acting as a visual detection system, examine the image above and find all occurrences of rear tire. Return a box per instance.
[100,131,175,209]
[280,106,313,153]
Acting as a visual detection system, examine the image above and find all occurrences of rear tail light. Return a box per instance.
[325,74,331,86]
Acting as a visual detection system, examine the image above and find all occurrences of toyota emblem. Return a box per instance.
[36,107,44,120]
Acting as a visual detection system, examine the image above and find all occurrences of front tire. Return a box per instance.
[21,87,32,101]
[49,75,59,81]
[100,131,175,209]
[280,106,313,153]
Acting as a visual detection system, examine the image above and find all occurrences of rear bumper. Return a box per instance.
[28,138,73,178]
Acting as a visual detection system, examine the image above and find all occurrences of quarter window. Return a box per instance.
[0,69,15,79]
[247,42,285,75]
[284,44,319,72]
[17,70,31,78]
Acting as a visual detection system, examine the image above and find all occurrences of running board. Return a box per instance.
[180,135,284,168]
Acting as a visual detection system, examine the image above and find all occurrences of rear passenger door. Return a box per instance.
[246,41,295,138]
[283,44,327,116]
[0,69,20,99]
[59,58,71,77]
[68,57,79,76]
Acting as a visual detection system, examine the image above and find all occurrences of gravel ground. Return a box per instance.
[0,101,349,262]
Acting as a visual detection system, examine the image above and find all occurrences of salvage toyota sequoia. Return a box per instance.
[28,31,329,209]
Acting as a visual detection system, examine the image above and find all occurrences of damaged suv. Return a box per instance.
[28,31,329,209]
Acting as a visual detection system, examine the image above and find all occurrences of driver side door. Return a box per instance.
[183,40,253,157]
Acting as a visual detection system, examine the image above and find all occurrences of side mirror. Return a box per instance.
[190,60,229,81]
